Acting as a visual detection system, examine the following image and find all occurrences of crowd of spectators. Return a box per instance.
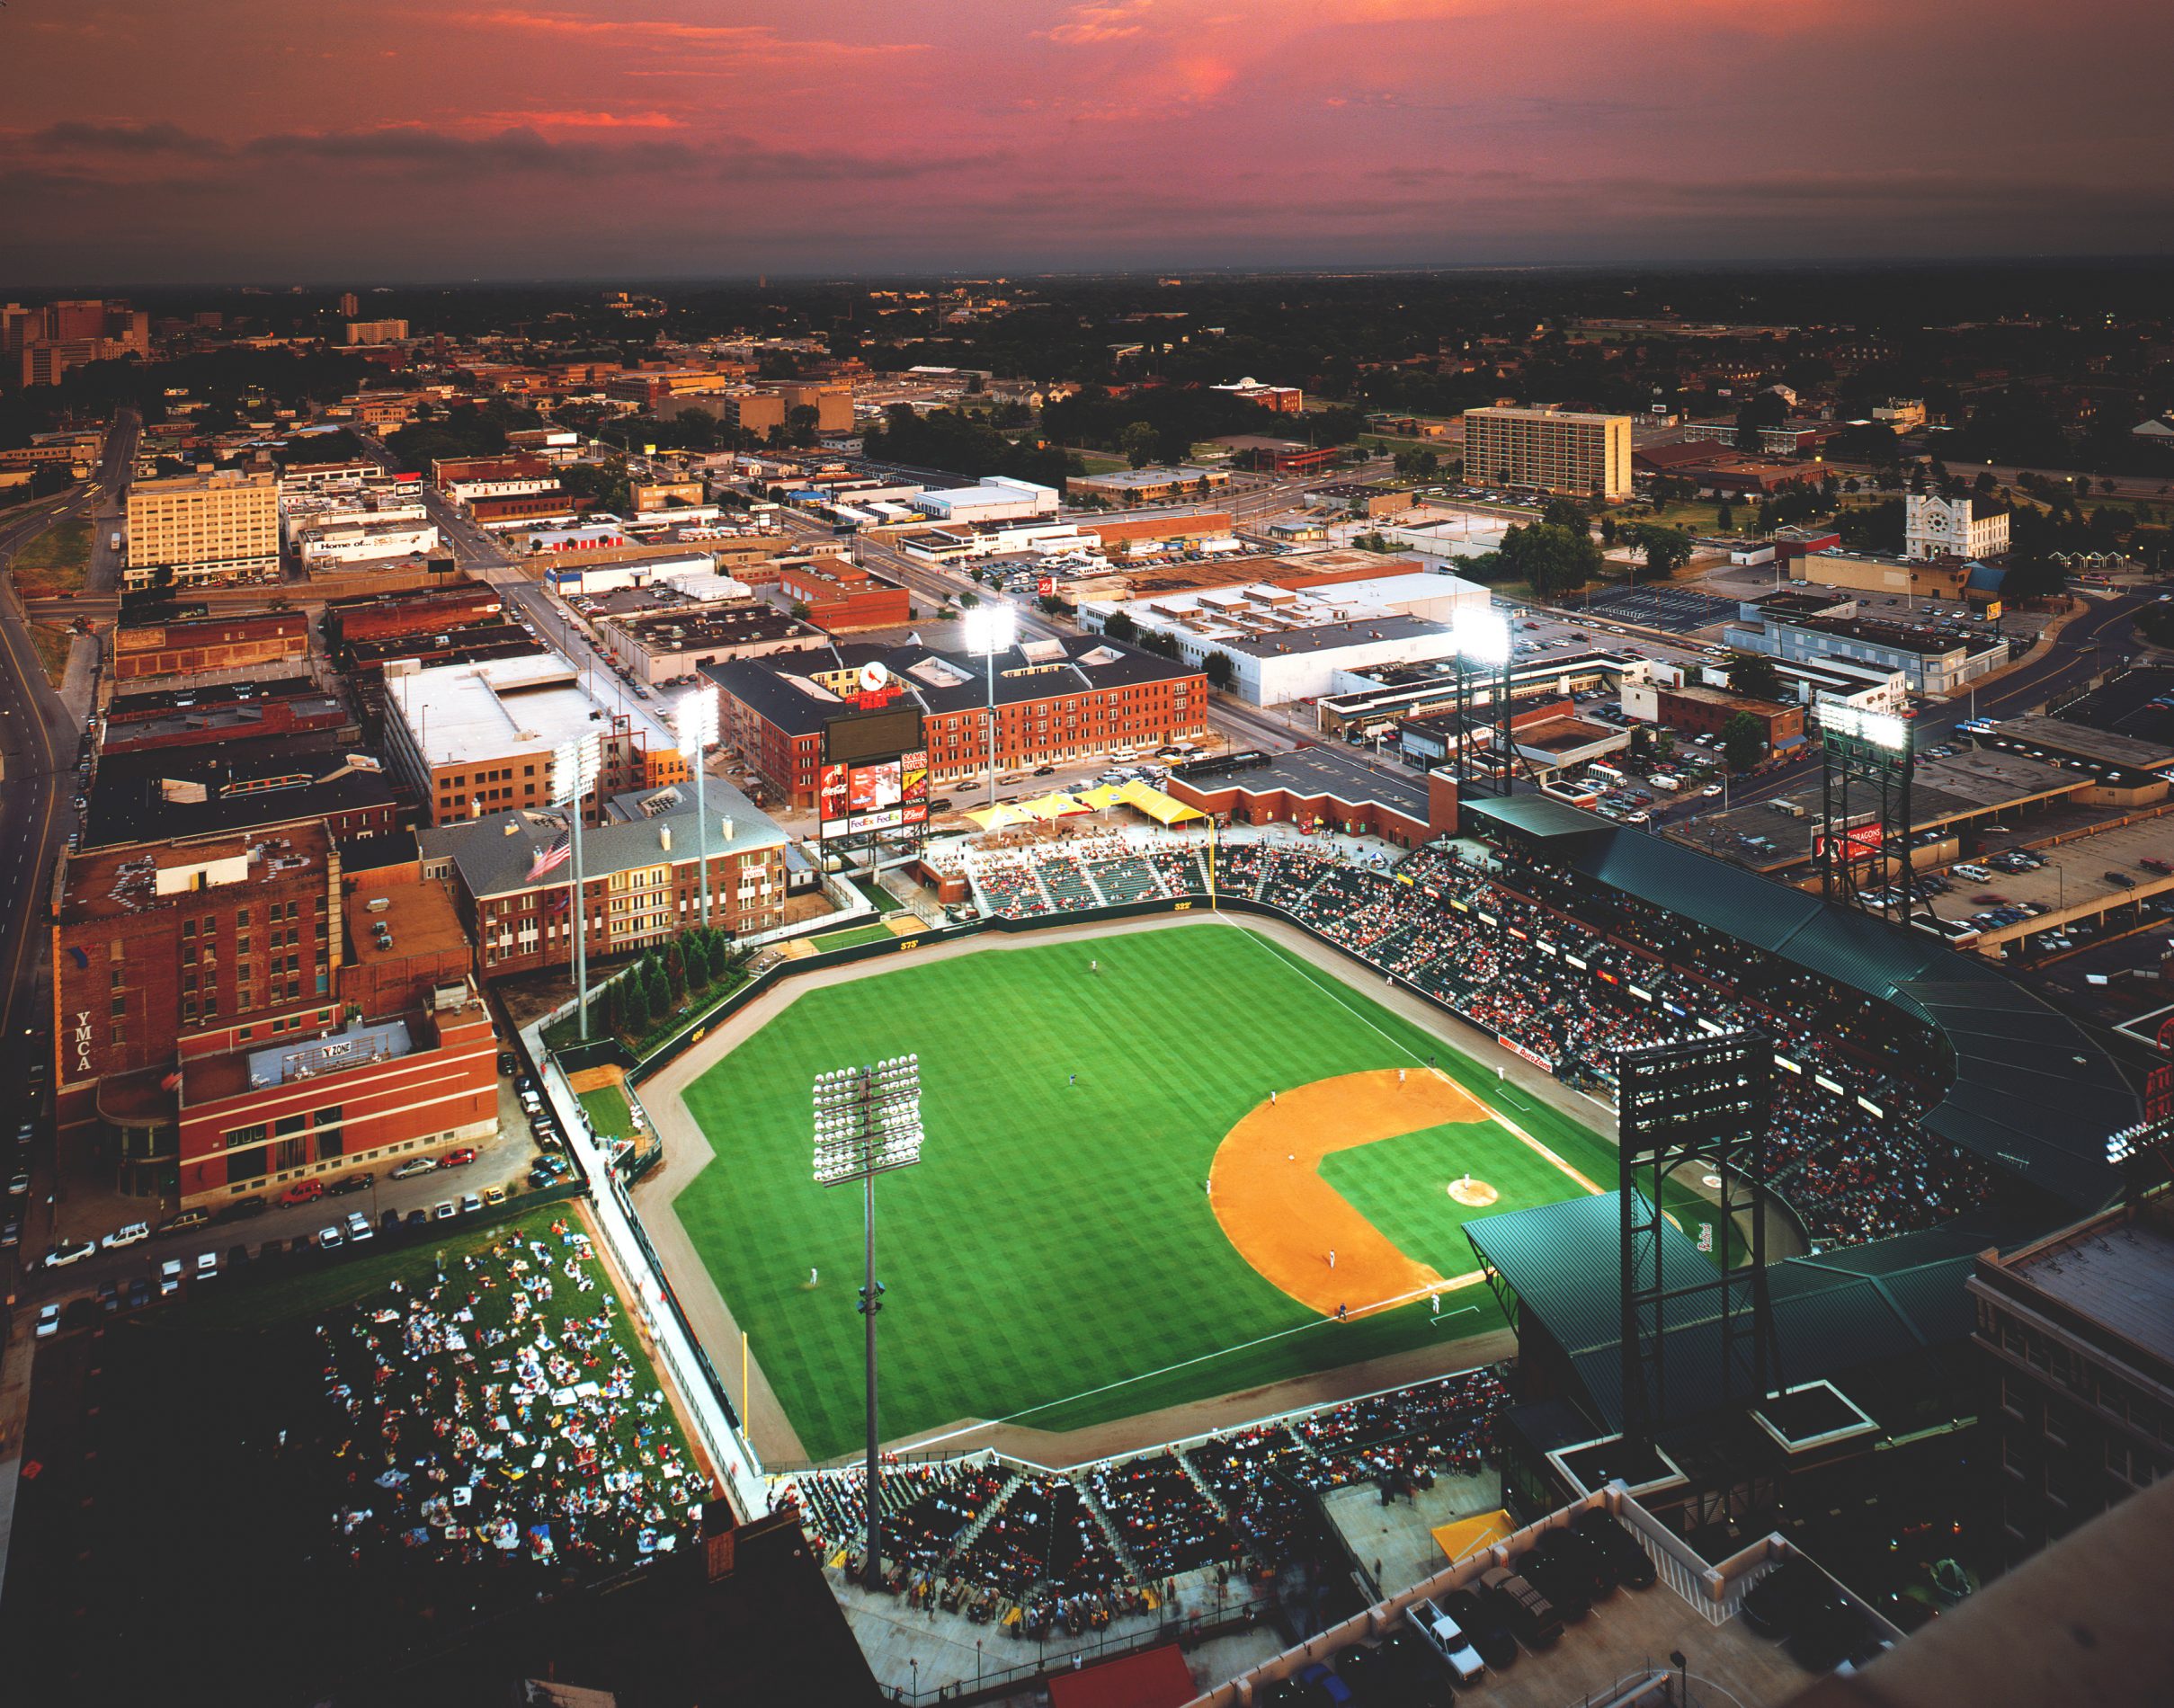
[309,1220,705,1583]
[967,826,1989,1250]
[1185,1426,1328,1567]
[1087,1451,1245,1579]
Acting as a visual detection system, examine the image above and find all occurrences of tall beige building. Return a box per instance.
[1465,406,1633,500]
[124,469,281,590]
[343,318,409,346]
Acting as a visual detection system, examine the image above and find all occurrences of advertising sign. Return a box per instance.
[818,762,850,834]
[900,750,930,824]
[849,759,903,813]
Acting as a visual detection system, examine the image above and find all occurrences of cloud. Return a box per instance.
[474,110,685,130]
[441,9,930,60]
[28,120,226,157]
[1041,2,1157,44]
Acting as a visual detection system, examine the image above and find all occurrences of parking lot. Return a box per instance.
[1580,584,1739,633]
[2051,663,2174,749]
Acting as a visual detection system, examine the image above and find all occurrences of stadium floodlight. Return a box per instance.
[812,1056,926,1589]
[548,733,605,1040]
[1823,703,1910,753]
[961,606,1017,658]
[2107,1121,2161,1168]
[962,606,1016,808]
[1452,606,1512,666]
[673,688,722,927]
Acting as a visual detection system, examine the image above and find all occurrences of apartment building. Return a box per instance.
[344,318,410,345]
[124,468,281,590]
[1464,406,1633,499]
[421,779,789,977]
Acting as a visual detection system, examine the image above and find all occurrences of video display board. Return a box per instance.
[824,705,923,767]
[819,748,931,841]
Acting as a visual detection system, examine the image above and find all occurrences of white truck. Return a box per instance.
[1648,772,1681,793]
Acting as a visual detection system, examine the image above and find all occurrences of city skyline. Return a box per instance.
[4,0,2172,284]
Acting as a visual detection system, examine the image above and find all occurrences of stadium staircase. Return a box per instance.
[941,1468,1024,1563]
[1174,1447,1244,1531]
[1078,1481,1146,1579]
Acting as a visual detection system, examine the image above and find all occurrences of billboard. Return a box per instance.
[824,702,923,766]
[820,750,931,841]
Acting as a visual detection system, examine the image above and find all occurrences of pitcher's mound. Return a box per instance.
[1448,1178,1500,1207]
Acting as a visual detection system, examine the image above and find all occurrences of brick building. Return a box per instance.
[707,636,1208,808]
[421,779,789,977]
[1163,747,1454,847]
[1635,682,1806,752]
[735,556,910,632]
[1970,1195,2174,1569]
[111,609,311,682]
[380,654,668,827]
[469,491,587,530]
[323,577,505,647]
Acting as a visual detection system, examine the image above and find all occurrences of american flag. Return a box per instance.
[527,832,573,881]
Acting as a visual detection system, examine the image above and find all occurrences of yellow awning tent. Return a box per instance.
[1116,779,1207,825]
[1074,784,1130,810]
[1430,1508,1516,1565]
[963,802,1039,831]
[1019,790,1092,820]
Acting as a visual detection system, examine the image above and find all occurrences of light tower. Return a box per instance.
[1451,605,1514,797]
[813,1054,924,1589]
[961,604,1017,812]
[551,731,603,1041]
[675,685,721,930]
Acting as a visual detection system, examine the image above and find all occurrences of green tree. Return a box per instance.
[1102,609,1138,642]
[682,931,712,992]
[663,942,687,1003]
[1540,497,1590,534]
[1715,500,1735,533]
[1725,653,1785,700]
[1721,711,1767,774]
[785,404,821,449]
[1203,652,1235,689]
[619,974,651,1037]
[1626,523,1694,581]
[1500,522,1601,599]
[1119,420,1160,469]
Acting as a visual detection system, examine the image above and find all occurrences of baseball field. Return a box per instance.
[673,921,1722,1463]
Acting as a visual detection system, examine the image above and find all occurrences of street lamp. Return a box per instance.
[813,1054,925,1591]
[962,606,1017,810]
[674,686,721,930]
[551,733,603,1041]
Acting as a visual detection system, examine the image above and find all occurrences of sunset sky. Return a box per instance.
[4,0,2170,283]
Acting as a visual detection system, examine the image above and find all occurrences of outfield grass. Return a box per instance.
[675,922,1654,1459]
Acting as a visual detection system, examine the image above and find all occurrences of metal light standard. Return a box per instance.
[962,606,1017,812]
[551,732,603,1041]
[813,1054,924,1591]
[674,686,721,930]
[1453,606,1514,797]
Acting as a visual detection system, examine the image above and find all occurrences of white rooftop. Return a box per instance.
[385,654,622,768]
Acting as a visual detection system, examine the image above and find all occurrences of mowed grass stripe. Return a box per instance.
[674,925,1603,1459]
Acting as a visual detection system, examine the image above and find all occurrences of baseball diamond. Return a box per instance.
[664,921,1727,1463]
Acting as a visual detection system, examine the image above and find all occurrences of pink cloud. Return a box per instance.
[1041,2,1158,44]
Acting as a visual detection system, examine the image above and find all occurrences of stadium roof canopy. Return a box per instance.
[1467,1194,2040,1434]
[1458,798,2136,1209]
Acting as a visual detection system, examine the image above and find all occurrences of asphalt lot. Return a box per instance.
[1580,584,1739,633]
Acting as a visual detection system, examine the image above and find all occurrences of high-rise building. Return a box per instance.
[124,468,281,590]
[337,291,361,317]
[343,318,409,346]
[1464,405,1633,500]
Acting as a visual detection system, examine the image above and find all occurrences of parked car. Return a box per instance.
[127,1277,151,1311]
[158,1258,184,1297]
[432,1200,457,1220]
[482,1185,507,1206]
[316,1225,344,1250]
[280,1179,324,1206]
[391,1157,437,1180]
[101,1220,151,1250]
[1477,1565,1562,1650]
[1441,1588,1518,1670]
[442,1147,478,1168]
[344,1211,374,1242]
[6,1170,28,1197]
[216,1196,268,1222]
[158,1207,211,1238]
[194,1250,219,1277]
[405,1209,429,1231]
[1518,1544,1592,1622]
[1572,1509,1658,1590]
[1407,1595,1487,1684]
[326,1171,374,1197]
[36,1303,61,1339]
[461,1192,483,1215]
[44,1236,96,1268]
[1742,1560,1823,1637]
